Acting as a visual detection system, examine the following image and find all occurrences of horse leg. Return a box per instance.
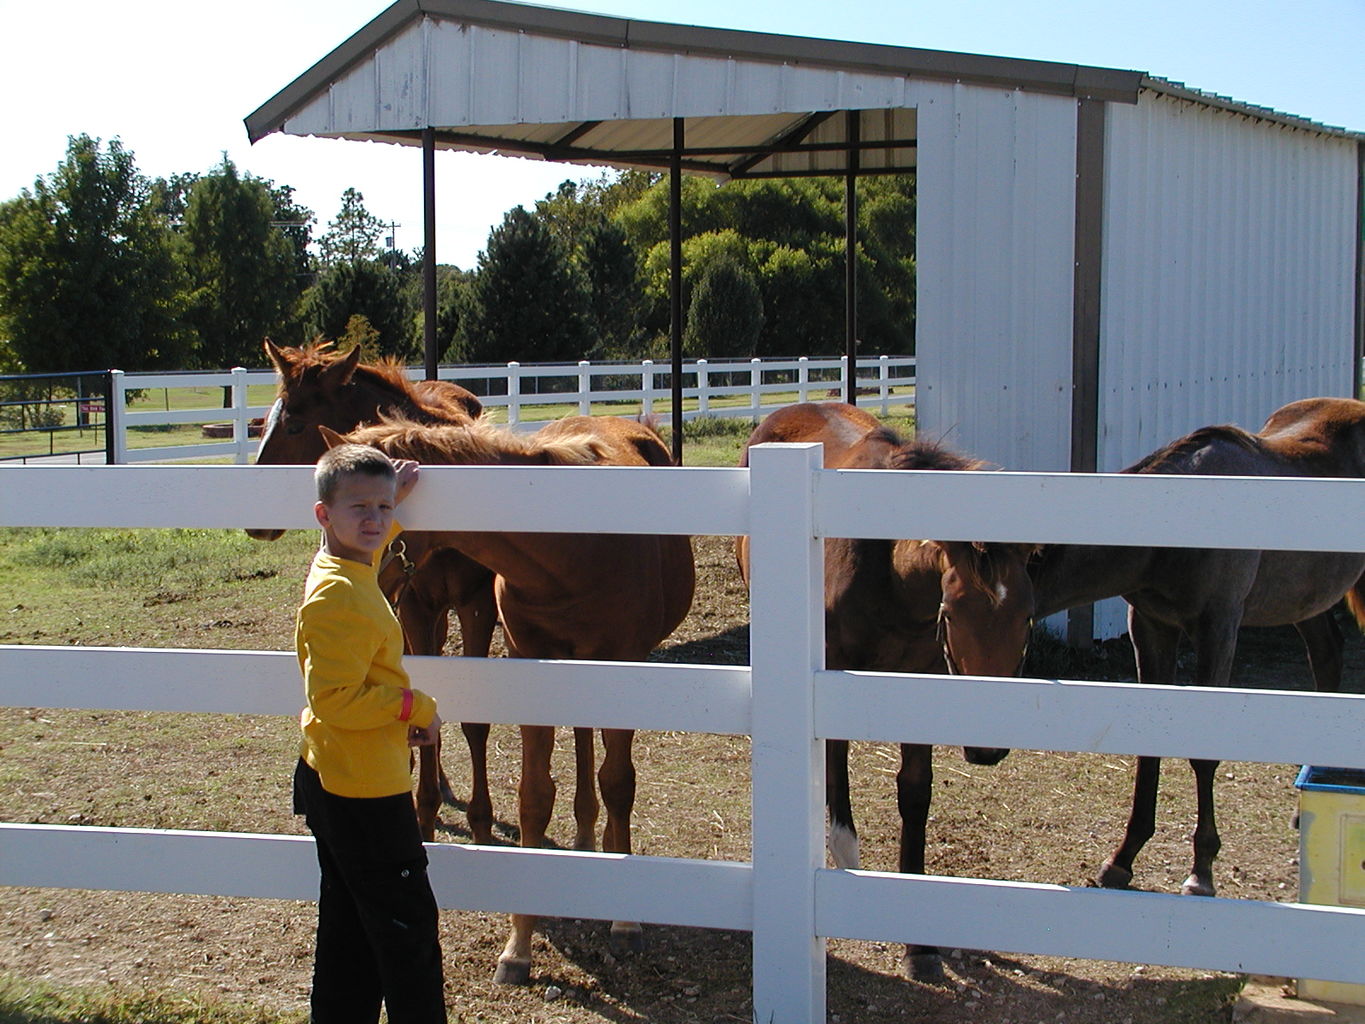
[826,739,859,869]
[1176,608,1241,897]
[572,727,599,852]
[1099,608,1180,889]
[896,742,943,980]
[1295,610,1344,693]
[1183,757,1221,896]
[461,722,493,844]
[453,578,498,843]
[599,727,643,955]
[397,587,446,841]
[494,724,556,985]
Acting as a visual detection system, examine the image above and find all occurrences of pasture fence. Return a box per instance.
[3,455,1365,1022]
[103,355,914,464]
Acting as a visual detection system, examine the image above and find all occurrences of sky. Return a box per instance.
[2,0,1362,270]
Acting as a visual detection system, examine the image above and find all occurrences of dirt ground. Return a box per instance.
[3,533,1363,1023]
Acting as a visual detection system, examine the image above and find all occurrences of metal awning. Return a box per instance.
[245,0,1149,180]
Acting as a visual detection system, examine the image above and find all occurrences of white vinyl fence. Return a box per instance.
[3,455,1365,1023]
[109,355,914,464]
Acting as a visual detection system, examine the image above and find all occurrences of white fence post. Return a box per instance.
[641,359,654,416]
[798,356,810,404]
[840,355,850,403]
[109,369,128,465]
[748,442,826,1023]
[507,362,521,427]
[878,355,890,415]
[578,361,592,416]
[696,359,709,416]
[230,367,249,464]
[750,358,763,421]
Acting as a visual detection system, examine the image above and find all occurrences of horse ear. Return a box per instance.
[321,346,361,390]
[318,426,348,450]
[263,338,285,369]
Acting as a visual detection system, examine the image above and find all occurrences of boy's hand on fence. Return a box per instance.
[393,460,420,504]
[408,712,441,747]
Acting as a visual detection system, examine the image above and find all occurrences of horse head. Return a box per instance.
[246,341,369,541]
[934,539,1040,765]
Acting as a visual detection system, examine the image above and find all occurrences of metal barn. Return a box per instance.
[247,0,1364,631]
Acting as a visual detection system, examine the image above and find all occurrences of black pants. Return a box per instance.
[293,759,447,1024]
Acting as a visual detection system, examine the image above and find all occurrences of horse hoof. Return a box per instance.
[1181,874,1216,897]
[902,952,945,982]
[1096,860,1133,889]
[493,957,532,985]
[609,923,645,956]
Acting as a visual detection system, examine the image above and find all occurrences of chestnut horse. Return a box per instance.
[734,402,1039,980]
[248,340,497,842]
[1030,396,1365,899]
[329,413,695,985]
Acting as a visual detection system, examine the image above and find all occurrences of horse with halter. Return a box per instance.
[326,412,696,985]
[734,401,1039,980]
[248,340,496,842]
[1029,396,1365,900]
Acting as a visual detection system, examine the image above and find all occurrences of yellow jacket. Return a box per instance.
[295,533,437,798]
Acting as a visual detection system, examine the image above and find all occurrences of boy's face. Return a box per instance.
[314,472,397,564]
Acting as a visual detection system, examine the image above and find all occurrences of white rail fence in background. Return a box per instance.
[3,456,1365,1022]
[109,355,915,464]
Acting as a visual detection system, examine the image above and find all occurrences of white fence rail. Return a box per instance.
[3,457,1365,1023]
[107,356,915,464]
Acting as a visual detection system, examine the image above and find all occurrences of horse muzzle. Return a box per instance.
[964,746,1010,766]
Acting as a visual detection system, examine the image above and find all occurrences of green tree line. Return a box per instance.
[0,136,916,374]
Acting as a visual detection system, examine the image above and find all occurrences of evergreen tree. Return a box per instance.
[461,206,592,364]
[579,218,643,357]
[317,187,384,267]
[0,135,192,372]
[683,255,765,358]
[178,157,304,369]
[296,260,413,361]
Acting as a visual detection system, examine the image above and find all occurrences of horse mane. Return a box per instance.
[344,414,611,466]
[883,433,988,473]
[1123,424,1264,474]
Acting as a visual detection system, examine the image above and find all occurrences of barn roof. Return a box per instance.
[246,0,1361,180]
[244,0,1154,179]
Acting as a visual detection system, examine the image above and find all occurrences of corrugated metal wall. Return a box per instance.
[1098,90,1359,472]
[1092,89,1359,638]
[913,83,1077,472]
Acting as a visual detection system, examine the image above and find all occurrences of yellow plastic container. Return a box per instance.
[1295,765,1365,1005]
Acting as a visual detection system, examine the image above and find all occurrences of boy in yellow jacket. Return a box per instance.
[292,442,446,1023]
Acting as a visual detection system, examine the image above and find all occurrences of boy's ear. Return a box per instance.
[318,426,347,449]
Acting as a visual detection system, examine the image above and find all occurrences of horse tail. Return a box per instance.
[1345,574,1365,633]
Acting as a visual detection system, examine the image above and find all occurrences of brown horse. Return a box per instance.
[1030,396,1365,899]
[734,402,1039,980]
[328,413,696,985]
[248,340,497,842]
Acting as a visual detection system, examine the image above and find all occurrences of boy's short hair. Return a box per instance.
[315,444,395,503]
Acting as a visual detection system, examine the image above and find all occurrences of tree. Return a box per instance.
[579,218,644,357]
[317,187,384,267]
[683,255,765,357]
[461,206,592,364]
[178,157,305,369]
[0,135,191,373]
[296,259,413,360]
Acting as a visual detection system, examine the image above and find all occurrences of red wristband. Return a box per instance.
[399,689,414,722]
